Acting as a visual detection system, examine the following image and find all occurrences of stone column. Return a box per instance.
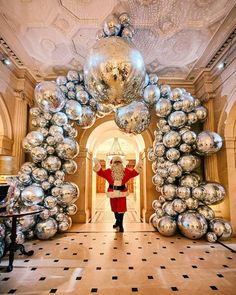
[12,91,29,174]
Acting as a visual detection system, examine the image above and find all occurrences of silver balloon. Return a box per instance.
[201,182,225,205]
[160,124,171,133]
[149,213,159,228]
[160,84,171,97]
[52,112,68,126]
[181,94,195,112]
[178,155,200,172]
[49,206,60,217]
[44,112,52,121]
[42,156,61,172]
[158,168,168,178]
[49,125,63,136]
[155,98,172,117]
[84,37,146,107]
[209,218,232,241]
[197,205,215,221]
[122,26,135,39]
[152,199,162,210]
[161,184,176,200]
[44,196,57,209]
[38,127,49,137]
[30,107,42,117]
[152,174,164,187]
[172,199,187,213]
[180,173,200,188]
[62,160,77,174]
[96,103,113,117]
[34,218,58,240]
[68,91,76,100]
[163,131,181,148]
[18,214,36,232]
[60,85,68,94]
[155,208,165,218]
[115,101,150,134]
[148,73,158,85]
[192,186,206,201]
[195,106,208,122]
[56,76,67,86]
[154,143,165,157]
[168,164,182,178]
[67,70,79,83]
[21,185,44,206]
[187,112,198,125]
[166,148,180,162]
[76,90,89,105]
[185,198,199,209]
[66,81,75,91]
[119,12,130,27]
[143,85,160,105]
[65,100,82,121]
[196,132,222,155]
[46,136,57,146]
[147,148,156,161]
[177,211,208,239]
[206,232,218,243]
[31,146,47,162]
[157,216,177,236]
[56,137,79,160]
[18,172,32,185]
[176,186,191,199]
[182,131,196,145]
[152,161,158,173]
[163,202,178,216]
[103,14,121,36]
[66,204,78,215]
[46,146,55,155]
[36,116,48,128]
[34,81,66,113]
[173,101,182,111]
[55,213,66,222]
[57,182,79,206]
[168,111,187,128]
[39,209,51,220]
[20,163,36,175]
[51,186,61,197]
[179,143,192,153]
[26,131,44,147]
[76,106,96,129]
[170,88,182,101]
[32,168,48,183]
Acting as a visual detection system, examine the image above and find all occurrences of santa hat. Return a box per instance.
[110,156,123,164]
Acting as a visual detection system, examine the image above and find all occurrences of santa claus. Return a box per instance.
[93,156,142,232]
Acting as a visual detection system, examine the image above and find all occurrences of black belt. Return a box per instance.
[109,184,126,190]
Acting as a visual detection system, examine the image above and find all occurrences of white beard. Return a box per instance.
[111,162,124,182]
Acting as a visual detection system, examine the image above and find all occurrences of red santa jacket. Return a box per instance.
[97,167,139,198]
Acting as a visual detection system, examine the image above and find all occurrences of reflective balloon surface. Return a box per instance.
[35,218,58,240]
[76,106,96,129]
[209,218,232,241]
[21,185,44,206]
[157,216,177,236]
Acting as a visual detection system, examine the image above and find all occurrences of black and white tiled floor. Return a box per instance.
[0,223,236,295]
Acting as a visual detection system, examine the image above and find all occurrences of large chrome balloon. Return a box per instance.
[209,218,232,241]
[177,211,208,239]
[155,98,172,117]
[196,132,222,155]
[26,131,44,147]
[178,155,199,172]
[57,182,80,206]
[34,81,66,113]
[201,182,225,205]
[115,101,150,134]
[56,138,79,160]
[163,131,181,148]
[168,111,187,128]
[21,185,44,206]
[84,37,146,107]
[76,106,96,129]
[42,156,61,172]
[157,216,177,236]
[62,160,77,174]
[34,218,58,240]
[143,85,160,105]
[65,100,82,121]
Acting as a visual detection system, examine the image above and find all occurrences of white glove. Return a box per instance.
[93,158,101,172]
[135,160,143,173]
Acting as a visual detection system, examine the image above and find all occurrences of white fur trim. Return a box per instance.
[134,161,143,173]
[107,191,129,198]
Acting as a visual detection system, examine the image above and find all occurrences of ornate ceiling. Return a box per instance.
[0,0,235,81]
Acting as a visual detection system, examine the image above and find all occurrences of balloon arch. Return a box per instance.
[0,12,232,253]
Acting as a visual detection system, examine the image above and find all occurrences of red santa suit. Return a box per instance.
[96,167,139,212]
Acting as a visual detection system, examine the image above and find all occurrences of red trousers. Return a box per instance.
[110,197,127,213]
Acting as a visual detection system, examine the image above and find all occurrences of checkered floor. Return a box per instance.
[0,224,235,295]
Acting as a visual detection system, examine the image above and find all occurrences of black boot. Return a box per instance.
[118,213,124,232]
[113,212,119,228]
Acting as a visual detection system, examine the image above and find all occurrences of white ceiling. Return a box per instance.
[0,0,235,80]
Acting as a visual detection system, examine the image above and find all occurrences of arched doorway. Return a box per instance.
[70,113,156,225]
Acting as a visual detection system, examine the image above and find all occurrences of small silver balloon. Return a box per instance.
[65,100,82,121]
[168,111,187,128]
[18,214,36,232]
[172,199,187,213]
[57,182,80,206]
[176,186,191,199]
[168,164,182,178]
[152,174,164,187]
[209,218,232,241]
[196,132,222,155]
[26,131,44,147]
[182,131,196,145]
[154,143,165,157]
[44,196,57,209]
[152,199,163,210]
[173,101,182,111]
[34,218,58,240]
[119,12,130,27]
[157,216,177,237]
[163,131,181,148]
[76,90,89,105]
[187,112,198,125]
[115,101,150,134]
[67,70,79,82]
[66,204,78,215]
[18,172,32,185]
[160,84,171,97]
[147,148,156,161]
[56,138,79,160]
[21,185,44,206]
[180,173,200,188]
[179,143,192,153]
[170,88,182,101]
[149,213,159,228]
[56,76,67,86]
[34,81,66,113]
[143,85,160,105]
[161,184,176,200]
[49,125,64,136]
[197,205,215,221]
[30,107,42,117]
[68,91,76,99]
[178,155,200,172]
[103,14,121,36]
[155,98,172,117]
[185,198,199,209]
[148,73,159,85]
[42,156,61,172]
[195,106,208,122]
[178,211,208,239]
[166,148,180,162]
[62,160,77,174]
[121,26,135,39]
[39,209,51,220]
[66,81,75,91]
[206,232,218,243]
[76,106,96,129]
[192,186,206,201]
[32,168,48,183]
[96,29,106,40]
[181,94,195,112]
